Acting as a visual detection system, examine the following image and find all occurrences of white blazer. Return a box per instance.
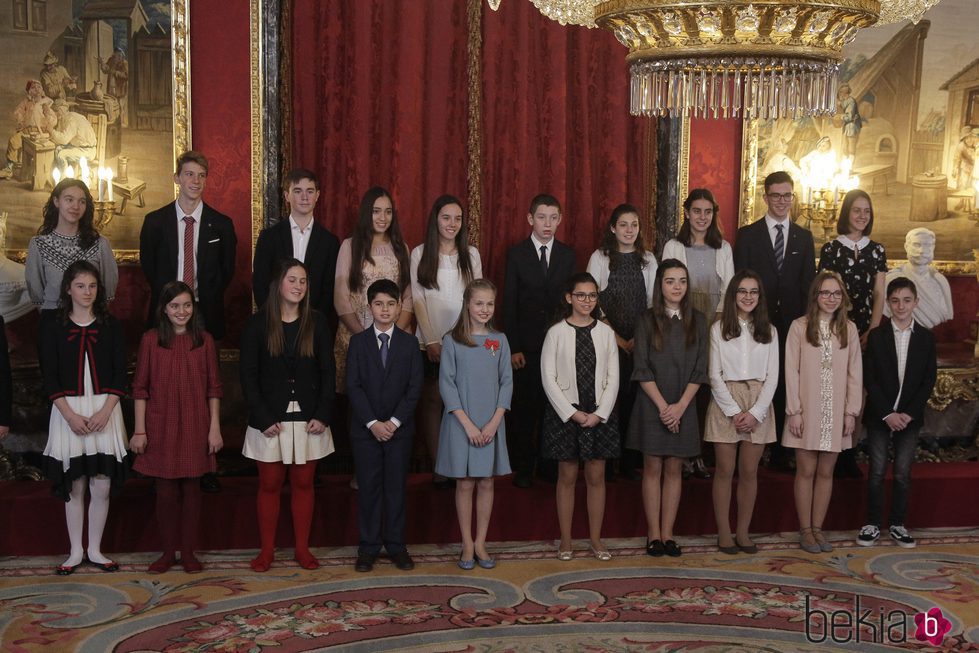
[661,239,735,313]
[586,249,658,308]
[540,319,620,422]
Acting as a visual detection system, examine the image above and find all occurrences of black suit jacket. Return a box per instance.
[733,218,815,334]
[345,326,423,440]
[863,319,937,428]
[252,218,340,316]
[140,201,238,339]
[239,310,335,432]
[503,238,576,355]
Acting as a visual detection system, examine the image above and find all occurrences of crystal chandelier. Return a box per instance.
[488,1,944,119]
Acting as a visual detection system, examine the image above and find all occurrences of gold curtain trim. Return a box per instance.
[466,0,483,248]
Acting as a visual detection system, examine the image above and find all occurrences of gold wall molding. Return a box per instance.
[466,0,483,248]
[928,368,979,412]
[250,0,264,274]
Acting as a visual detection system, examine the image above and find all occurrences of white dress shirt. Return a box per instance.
[175,200,204,294]
[531,234,551,267]
[708,320,780,422]
[289,215,313,262]
[891,320,914,413]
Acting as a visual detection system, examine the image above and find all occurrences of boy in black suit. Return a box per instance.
[252,168,339,317]
[346,279,423,572]
[503,194,576,488]
[140,150,237,341]
[733,171,815,471]
[857,277,936,549]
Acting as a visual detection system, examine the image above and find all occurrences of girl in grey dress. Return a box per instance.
[627,260,707,558]
[435,279,512,569]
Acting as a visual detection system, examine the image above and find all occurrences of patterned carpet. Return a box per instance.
[1,529,977,652]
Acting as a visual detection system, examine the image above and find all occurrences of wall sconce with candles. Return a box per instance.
[52,158,116,231]
[796,140,860,241]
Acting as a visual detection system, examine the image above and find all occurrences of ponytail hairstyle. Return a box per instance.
[599,203,648,263]
[556,272,602,323]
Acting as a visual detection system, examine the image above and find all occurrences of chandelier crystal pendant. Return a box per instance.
[490,0,944,119]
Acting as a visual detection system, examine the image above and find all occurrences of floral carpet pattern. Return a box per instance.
[1,529,977,652]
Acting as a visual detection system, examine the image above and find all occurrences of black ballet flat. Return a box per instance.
[646,539,665,557]
[55,563,80,576]
[663,540,682,557]
[87,559,119,572]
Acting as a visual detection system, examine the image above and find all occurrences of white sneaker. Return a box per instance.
[856,524,879,546]
[889,525,916,548]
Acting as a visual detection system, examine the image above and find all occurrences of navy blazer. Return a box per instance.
[503,237,576,355]
[863,319,937,428]
[733,217,815,335]
[345,325,423,439]
[140,201,238,339]
[252,217,340,316]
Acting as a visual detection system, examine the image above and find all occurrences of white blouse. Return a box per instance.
[409,244,482,346]
[708,319,779,423]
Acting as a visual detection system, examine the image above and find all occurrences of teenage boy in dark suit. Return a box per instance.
[733,171,815,471]
[503,194,576,488]
[857,277,936,549]
[346,279,423,572]
[252,168,339,319]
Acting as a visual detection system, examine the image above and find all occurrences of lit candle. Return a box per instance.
[52,167,61,186]
[106,168,113,202]
[65,165,75,179]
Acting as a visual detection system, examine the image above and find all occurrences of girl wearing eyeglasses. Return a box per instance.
[541,272,620,561]
[704,270,778,555]
[627,260,708,558]
[783,271,862,554]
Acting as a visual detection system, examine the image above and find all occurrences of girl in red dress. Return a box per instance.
[129,281,223,573]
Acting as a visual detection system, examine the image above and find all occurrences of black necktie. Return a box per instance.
[774,223,784,272]
[539,245,548,275]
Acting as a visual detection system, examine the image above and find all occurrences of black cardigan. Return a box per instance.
[239,310,335,431]
[40,315,128,400]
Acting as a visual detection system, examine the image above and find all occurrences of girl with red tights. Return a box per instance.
[130,281,223,573]
[241,259,336,571]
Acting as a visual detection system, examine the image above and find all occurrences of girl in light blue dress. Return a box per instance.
[435,279,512,570]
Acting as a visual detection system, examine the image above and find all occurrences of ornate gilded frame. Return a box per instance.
[4,0,191,265]
[739,118,977,276]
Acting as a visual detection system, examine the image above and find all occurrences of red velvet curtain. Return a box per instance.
[291,0,469,246]
[291,1,649,289]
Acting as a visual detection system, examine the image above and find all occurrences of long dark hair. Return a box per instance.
[348,186,410,294]
[155,281,204,349]
[677,188,723,249]
[557,272,602,323]
[646,258,697,351]
[719,269,772,344]
[58,260,109,324]
[416,194,475,290]
[450,279,497,347]
[265,258,315,357]
[40,179,99,250]
[599,203,648,261]
[805,271,852,349]
[835,188,874,236]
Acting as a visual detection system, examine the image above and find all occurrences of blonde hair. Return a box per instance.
[804,270,851,348]
[450,279,497,347]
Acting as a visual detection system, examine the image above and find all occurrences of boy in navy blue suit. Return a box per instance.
[346,279,423,571]
[857,278,936,549]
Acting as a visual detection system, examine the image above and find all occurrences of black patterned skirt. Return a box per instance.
[542,403,621,462]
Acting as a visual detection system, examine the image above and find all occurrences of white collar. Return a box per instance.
[289,214,314,233]
[176,200,203,222]
[530,234,551,253]
[764,214,790,231]
[891,319,915,334]
[836,234,869,249]
[666,307,681,319]
[373,325,395,339]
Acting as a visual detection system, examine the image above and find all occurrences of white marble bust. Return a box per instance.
[884,228,953,328]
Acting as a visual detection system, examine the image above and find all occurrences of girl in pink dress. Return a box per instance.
[783,271,862,554]
[130,281,223,573]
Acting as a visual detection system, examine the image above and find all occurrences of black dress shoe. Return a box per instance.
[354,552,376,572]
[663,540,682,557]
[646,539,665,557]
[200,473,221,493]
[391,550,414,571]
[512,471,532,488]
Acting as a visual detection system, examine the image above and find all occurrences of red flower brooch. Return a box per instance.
[484,339,500,356]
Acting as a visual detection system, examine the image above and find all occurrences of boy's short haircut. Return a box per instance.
[529,193,562,215]
[283,167,319,191]
[175,150,209,175]
[886,276,918,299]
[763,170,793,192]
[367,278,401,303]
